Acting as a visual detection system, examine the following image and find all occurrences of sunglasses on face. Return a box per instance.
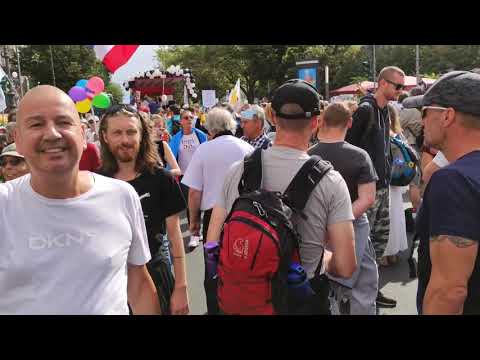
[104,104,139,116]
[421,106,449,118]
[384,79,405,91]
[182,116,193,120]
[0,157,23,167]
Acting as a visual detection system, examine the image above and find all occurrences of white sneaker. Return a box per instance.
[188,235,201,248]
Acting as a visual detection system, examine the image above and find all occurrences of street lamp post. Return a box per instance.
[416,45,421,85]
[49,45,56,87]
[15,45,23,97]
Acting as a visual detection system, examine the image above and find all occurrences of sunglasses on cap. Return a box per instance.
[384,78,405,91]
[421,106,449,118]
[102,104,146,124]
[240,109,257,120]
[0,157,23,167]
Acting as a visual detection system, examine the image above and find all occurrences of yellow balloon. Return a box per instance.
[75,99,92,113]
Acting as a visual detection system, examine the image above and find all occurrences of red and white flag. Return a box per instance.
[88,45,139,74]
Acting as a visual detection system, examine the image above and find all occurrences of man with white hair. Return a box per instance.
[181,107,254,314]
[240,105,272,149]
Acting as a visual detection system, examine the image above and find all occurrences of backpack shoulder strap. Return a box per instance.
[261,137,271,150]
[238,147,263,194]
[283,155,333,214]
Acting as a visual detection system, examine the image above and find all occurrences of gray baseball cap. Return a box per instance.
[402,71,480,116]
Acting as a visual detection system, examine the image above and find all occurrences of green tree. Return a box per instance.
[18,45,110,93]
[105,83,124,104]
[156,45,480,101]
[156,45,293,103]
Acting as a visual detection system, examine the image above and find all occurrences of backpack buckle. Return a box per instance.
[253,201,266,217]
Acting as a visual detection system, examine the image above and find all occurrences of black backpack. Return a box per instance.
[217,148,332,315]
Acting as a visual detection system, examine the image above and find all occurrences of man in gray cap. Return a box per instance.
[0,142,29,182]
[403,71,480,314]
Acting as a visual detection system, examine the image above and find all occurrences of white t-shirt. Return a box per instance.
[181,135,254,210]
[0,173,151,315]
[178,133,201,173]
[432,150,449,168]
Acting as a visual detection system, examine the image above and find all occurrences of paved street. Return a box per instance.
[180,211,420,316]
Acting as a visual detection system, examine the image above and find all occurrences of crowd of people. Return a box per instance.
[0,65,479,315]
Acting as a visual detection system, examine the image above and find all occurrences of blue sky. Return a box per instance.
[110,45,160,103]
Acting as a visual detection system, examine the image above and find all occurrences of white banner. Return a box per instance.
[202,90,217,108]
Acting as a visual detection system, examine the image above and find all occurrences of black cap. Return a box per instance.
[271,79,321,119]
[403,71,480,116]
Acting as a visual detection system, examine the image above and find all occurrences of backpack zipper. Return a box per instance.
[229,217,280,252]
[250,234,264,270]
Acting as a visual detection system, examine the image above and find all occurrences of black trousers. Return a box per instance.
[202,208,219,315]
[178,176,190,225]
[147,257,175,315]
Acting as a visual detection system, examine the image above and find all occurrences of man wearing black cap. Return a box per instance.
[346,66,405,308]
[206,80,356,313]
[403,71,480,315]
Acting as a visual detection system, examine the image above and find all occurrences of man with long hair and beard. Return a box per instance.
[99,105,189,315]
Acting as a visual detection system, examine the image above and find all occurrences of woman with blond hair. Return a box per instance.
[380,104,411,266]
[151,114,181,177]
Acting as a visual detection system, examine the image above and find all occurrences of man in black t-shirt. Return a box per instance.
[403,71,480,314]
[309,102,379,314]
[98,104,189,315]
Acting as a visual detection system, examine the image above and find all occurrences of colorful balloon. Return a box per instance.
[86,76,105,95]
[92,92,111,109]
[76,79,88,88]
[68,86,87,102]
[86,89,95,100]
[75,99,92,113]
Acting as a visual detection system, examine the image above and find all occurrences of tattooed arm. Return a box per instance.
[423,235,478,315]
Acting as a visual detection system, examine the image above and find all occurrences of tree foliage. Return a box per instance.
[156,45,368,101]
[17,45,110,93]
[105,82,124,104]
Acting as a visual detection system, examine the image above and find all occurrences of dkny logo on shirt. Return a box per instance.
[28,232,96,250]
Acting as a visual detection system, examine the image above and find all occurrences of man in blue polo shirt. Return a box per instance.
[403,71,480,315]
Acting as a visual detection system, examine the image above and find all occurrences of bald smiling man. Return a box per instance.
[0,86,160,315]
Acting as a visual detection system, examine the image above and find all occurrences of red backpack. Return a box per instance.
[217,148,332,315]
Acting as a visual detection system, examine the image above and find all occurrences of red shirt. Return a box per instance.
[79,143,101,171]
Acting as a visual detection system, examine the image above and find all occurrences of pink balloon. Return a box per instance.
[86,76,105,95]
